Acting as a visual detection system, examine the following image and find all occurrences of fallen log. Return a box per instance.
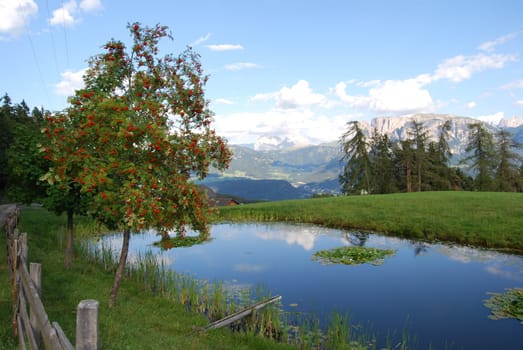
[203,295,282,332]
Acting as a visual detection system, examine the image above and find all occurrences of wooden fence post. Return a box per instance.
[11,236,19,337]
[29,263,42,348]
[76,299,99,350]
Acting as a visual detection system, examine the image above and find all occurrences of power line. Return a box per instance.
[17,0,51,106]
[61,2,70,68]
[45,0,61,76]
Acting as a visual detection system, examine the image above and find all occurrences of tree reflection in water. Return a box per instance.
[345,231,369,247]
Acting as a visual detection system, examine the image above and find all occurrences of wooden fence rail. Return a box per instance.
[4,207,99,350]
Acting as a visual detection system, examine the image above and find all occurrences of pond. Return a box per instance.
[97,223,523,349]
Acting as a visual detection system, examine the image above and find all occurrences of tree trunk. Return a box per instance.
[159,230,170,241]
[417,164,422,192]
[406,163,412,193]
[109,228,131,308]
[64,209,74,269]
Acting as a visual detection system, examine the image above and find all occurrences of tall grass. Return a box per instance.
[1,206,426,349]
[80,238,416,349]
[79,241,276,334]
[1,207,298,350]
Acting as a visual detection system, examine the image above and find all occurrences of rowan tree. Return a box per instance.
[43,22,231,306]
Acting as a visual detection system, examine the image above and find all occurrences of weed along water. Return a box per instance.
[92,223,523,349]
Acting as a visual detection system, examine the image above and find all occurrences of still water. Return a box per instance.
[98,223,523,349]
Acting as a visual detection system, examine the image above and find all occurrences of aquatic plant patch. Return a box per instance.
[153,235,211,249]
[484,288,523,325]
[312,246,395,266]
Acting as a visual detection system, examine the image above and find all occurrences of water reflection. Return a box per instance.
[344,231,369,247]
[486,265,523,282]
[93,223,523,350]
[256,228,317,250]
[413,242,429,256]
[233,263,266,273]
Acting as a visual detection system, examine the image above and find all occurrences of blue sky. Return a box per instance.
[1,0,523,145]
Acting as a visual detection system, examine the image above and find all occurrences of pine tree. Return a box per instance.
[339,121,371,194]
[494,129,522,192]
[408,119,429,192]
[462,123,497,191]
[368,129,396,193]
[393,139,415,193]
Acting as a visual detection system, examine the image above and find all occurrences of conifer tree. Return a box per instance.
[339,121,371,194]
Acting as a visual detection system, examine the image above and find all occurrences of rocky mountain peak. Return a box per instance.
[253,134,310,151]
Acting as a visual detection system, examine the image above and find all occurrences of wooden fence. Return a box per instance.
[4,207,99,350]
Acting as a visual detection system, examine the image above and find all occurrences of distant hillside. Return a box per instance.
[206,114,523,200]
[221,143,340,185]
[200,177,312,201]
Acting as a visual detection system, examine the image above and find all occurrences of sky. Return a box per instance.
[1,0,523,145]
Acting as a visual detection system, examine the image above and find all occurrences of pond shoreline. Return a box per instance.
[216,192,523,254]
[94,222,523,350]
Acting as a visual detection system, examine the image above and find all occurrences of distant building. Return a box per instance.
[197,185,242,207]
[211,197,241,207]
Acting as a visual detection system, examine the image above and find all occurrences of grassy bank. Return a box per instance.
[216,191,523,253]
[3,191,521,348]
[0,207,295,350]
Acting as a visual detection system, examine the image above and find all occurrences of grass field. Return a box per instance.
[0,207,295,350]
[216,191,523,253]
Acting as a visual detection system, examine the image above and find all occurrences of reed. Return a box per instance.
[80,231,417,349]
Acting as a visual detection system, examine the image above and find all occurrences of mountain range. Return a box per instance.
[201,114,523,201]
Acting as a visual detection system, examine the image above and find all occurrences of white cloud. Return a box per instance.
[224,62,260,71]
[335,82,370,108]
[191,32,211,46]
[79,0,103,12]
[357,79,381,88]
[478,32,519,52]
[214,98,234,105]
[49,0,78,27]
[501,79,523,90]
[206,44,243,51]
[55,68,86,96]
[251,80,327,109]
[467,101,477,109]
[336,78,433,114]
[0,0,38,39]
[475,112,505,124]
[516,100,523,107]
[432,53,517,83]
[335,50,517,116]
[368,79,433,113]
[214,108,347,145]
[48,0,102,27]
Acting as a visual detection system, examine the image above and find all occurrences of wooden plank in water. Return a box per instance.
[204,295,282,331]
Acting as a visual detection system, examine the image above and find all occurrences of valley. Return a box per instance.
[201,113,523,201]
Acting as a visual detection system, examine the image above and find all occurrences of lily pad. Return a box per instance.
[153,236,211,250]
[312,246,395,266]
[484,288,523,325]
